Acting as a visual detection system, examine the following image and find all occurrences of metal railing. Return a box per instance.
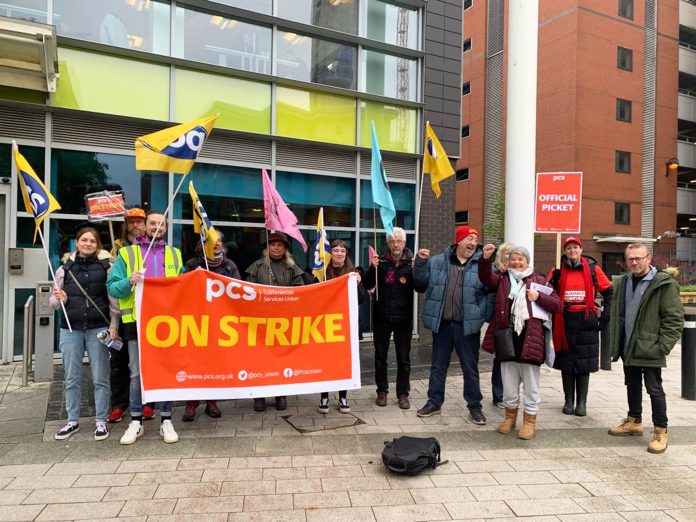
[21,296,34,387]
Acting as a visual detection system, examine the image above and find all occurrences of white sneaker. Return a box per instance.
[119,421,143,445]
[160,419,179,443]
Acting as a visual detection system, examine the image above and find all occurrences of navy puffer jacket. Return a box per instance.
[413,246,494,335]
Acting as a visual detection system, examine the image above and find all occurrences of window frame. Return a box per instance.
[618,0,634,20]
[455,210,469,225]
[615,202,630,225]
[462,38,472,52]
[617,46,633,71]
[464,0,473,10]
[455,167,470,182]
[616,98,632,123]
[615,150,631,173]
[462,81,471,96]
[461,125,470,138]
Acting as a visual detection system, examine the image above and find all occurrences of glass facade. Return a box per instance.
[0,0,47,23]
[360,101,417,153]
[174,6,272,74]
[276,0,358,35]
[276,171,355,226]
[365,0,419,49]
[276,30,356,90]
[363,50,418,102]
[54,0,170,54]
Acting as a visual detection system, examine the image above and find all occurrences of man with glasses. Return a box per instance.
[608,243,683,454]
[364,227,418,409]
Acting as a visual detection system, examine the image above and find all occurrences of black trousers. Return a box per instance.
[624,365,668,428]
[109,345,130,410]
[373,319,412,397]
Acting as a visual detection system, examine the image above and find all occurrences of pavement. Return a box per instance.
[0,340,695,521]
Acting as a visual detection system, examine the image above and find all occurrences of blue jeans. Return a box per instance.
[128,339,172,417]
[59,328,110,422]
[427,322,483,410]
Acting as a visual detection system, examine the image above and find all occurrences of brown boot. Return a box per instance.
[497,408,518,434]
[608,416,643,436]
[517,412,537,440]
[647,427,668,454]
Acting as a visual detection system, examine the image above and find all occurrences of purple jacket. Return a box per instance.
[479,256,561,364]
[134,235,167,278]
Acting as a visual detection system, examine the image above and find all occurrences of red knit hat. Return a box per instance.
[563,236,582,249]
[455,226,479,244]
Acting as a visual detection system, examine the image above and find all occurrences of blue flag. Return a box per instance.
[370,121,396,235]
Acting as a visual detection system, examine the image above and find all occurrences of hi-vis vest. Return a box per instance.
[117,244,182,324]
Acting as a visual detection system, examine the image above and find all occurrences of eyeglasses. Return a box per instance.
[626,256,648,263]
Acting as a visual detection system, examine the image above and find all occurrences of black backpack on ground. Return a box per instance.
[381,436,448,475]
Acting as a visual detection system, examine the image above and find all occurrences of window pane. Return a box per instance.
[359,180,415,230]
[360,101,417,153]
[358,231,414,268]
[0,143,45,209]
[174,7,272,75]
[277,0,358,34]
[455,211,469,224]
[174,69,271,134]
[616,99,631,122]
[54,0,170,54]
[276,86,356,146]
[49,218,116,267]
[617,47,633,71]
[363,50,417,102]
[618,0,634,19]
[172,165,264,223]
[276,30,356,90]
[365,0,418,50]
[53,48,169,120]
[276,171,355,226]
[213,0,271,14]
[172,223,269,276]
[456,168,469,181]
[50,149,168,214]
[0,0,46,23]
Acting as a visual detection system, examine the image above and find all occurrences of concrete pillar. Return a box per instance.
[504,0,539,264]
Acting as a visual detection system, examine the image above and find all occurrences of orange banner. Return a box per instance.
[134,270,360,402]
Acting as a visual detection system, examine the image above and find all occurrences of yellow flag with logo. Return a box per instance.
[189,181,219,261]
[311,208,332,282]
[423,122,455,198]
[13,142,61,242]
[135,114,218,174]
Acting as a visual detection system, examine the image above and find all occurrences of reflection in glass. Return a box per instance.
[359,180,415,230]
[364,50,417,102]
[365,0,419,50]
[0,0,46,22]
[49,218,117,268]
[276,31,356,90]
[172,223,268,278]
[50,149,167,214]
[174,7,271,74]
[277,0,357,34]
[54,0,170,54]
[212,0,271,14]
[173,165,264,223]
[360,101,417,153]
[276,171,355,227]
[0,143,45,209]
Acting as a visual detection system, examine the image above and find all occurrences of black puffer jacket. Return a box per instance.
[62,255,111,331]
[185,256,241,279]
[363,248,419,322]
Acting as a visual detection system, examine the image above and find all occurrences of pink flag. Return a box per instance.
[262,169,308,251]
[368,245,378,264]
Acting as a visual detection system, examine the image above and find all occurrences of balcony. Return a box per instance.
[677,236,696,260]
[679,44,696,76]
[682,0,696,30]
[679,91,696,122]
[678,139,696,168]
[678,186,696,214]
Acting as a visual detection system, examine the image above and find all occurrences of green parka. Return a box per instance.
[609,269,683,367]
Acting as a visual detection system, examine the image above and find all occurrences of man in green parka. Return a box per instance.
[607,243,683,454]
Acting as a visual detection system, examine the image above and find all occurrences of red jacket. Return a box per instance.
[479,256,561,364]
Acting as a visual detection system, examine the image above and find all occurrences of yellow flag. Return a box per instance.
[13,142,61,242]
[423,122,455,198]
[189,181,219,261]
[135,114,218,174]
[311,208,332,282]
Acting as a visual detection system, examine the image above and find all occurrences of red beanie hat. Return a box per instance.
[455,226,479,244]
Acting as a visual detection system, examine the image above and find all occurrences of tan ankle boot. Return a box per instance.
[647,427,668,454]
[608,416,643,436]
[497,408,518,434]
[517,412,537,440]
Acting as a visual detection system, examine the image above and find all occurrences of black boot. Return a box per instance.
[575,374,589,417]
[561,372,575,415]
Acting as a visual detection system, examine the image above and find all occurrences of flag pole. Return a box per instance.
[37,227,72,332]
[372,206,379,300]
[203,235,210,272]
[141,172,187,269]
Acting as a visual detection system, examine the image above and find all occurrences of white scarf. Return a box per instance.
[508,267,534,334]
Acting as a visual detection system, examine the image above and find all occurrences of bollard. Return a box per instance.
[682,314,696,400]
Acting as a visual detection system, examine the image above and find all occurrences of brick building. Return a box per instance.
[458,0,696,279]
